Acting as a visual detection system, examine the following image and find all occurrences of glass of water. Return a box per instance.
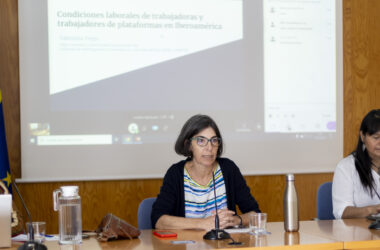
[26,221,46,243]
[249,213,267,235]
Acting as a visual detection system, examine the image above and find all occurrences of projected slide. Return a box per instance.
[19,0,342,181]
[264,0,336,133]
[48,0,243,94]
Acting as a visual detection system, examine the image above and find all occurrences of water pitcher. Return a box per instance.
[53,186,82,245]
[283,174,299,232]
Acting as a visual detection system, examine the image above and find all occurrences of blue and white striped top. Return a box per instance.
[184,165,227,218]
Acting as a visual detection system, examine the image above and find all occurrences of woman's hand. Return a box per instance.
[342,204,380,219]
[202,214,218,231]
[366,204,380,216]
[156,210,257,231]
[207,209,238,229]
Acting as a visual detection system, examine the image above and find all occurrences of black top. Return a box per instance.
[151,157,260,228]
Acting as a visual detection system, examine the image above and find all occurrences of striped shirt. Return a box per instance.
[184,165,227,218]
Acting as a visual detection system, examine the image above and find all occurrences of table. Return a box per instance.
[9,219,380,249]
[300,219,380,249]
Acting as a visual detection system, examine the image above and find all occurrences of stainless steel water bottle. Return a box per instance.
[283,174,299,232]
[53,186,82,245]
[284,231,300,245]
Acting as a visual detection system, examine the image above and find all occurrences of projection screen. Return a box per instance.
[18,0,343,182]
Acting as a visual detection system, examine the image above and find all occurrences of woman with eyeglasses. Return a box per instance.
[333,109,380,219]
[151,114,260,230]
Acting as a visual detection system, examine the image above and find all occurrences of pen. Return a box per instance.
[170,240,195,244]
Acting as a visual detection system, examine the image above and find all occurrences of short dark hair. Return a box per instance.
[353,109,380,197]
[175,114,223,157]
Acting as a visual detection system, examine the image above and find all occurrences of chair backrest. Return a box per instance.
[317,182,334,220]
[137,197,156,229]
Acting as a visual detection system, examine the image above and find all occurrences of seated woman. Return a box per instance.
[151,114,260,230]
[333,109,380,219]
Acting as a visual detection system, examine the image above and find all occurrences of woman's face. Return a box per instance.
[361,131,380,162]
[190,127,219,168]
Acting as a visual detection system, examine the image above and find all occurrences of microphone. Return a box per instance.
[12,182,47,250]
[203,172,231,240]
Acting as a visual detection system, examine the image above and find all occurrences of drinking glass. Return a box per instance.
[249,213,267,235]
[26,221,46,243]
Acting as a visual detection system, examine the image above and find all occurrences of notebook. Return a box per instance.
[0,194,11,247]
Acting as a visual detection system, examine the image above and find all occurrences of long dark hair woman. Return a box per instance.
[151,114,260,229]
[332,109,380,219]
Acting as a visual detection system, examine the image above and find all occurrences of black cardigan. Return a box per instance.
[151,157,260,228]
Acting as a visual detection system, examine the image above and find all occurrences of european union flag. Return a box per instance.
[0,90,12,193]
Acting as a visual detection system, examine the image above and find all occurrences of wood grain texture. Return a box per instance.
[1,0,380,234]
[0,0,21,179]
[343,0,380,156]
[245,173,333,222]
[14,175,333,234]
[15,180,163,233]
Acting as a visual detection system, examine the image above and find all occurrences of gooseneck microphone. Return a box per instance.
[12,182,47,250]
[203,172,231,240]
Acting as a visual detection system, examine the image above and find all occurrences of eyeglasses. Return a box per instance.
[190,136,221,147]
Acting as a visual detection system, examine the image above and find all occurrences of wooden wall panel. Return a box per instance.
[245,173,334,223]
[343,0,380,155]
[16,174,333,233]
[0,0,21,179]
[16,179,163,233]
[1,0,379,234]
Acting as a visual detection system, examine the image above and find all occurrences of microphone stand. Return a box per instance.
[203,173,231,240]
[12,182,47,250]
